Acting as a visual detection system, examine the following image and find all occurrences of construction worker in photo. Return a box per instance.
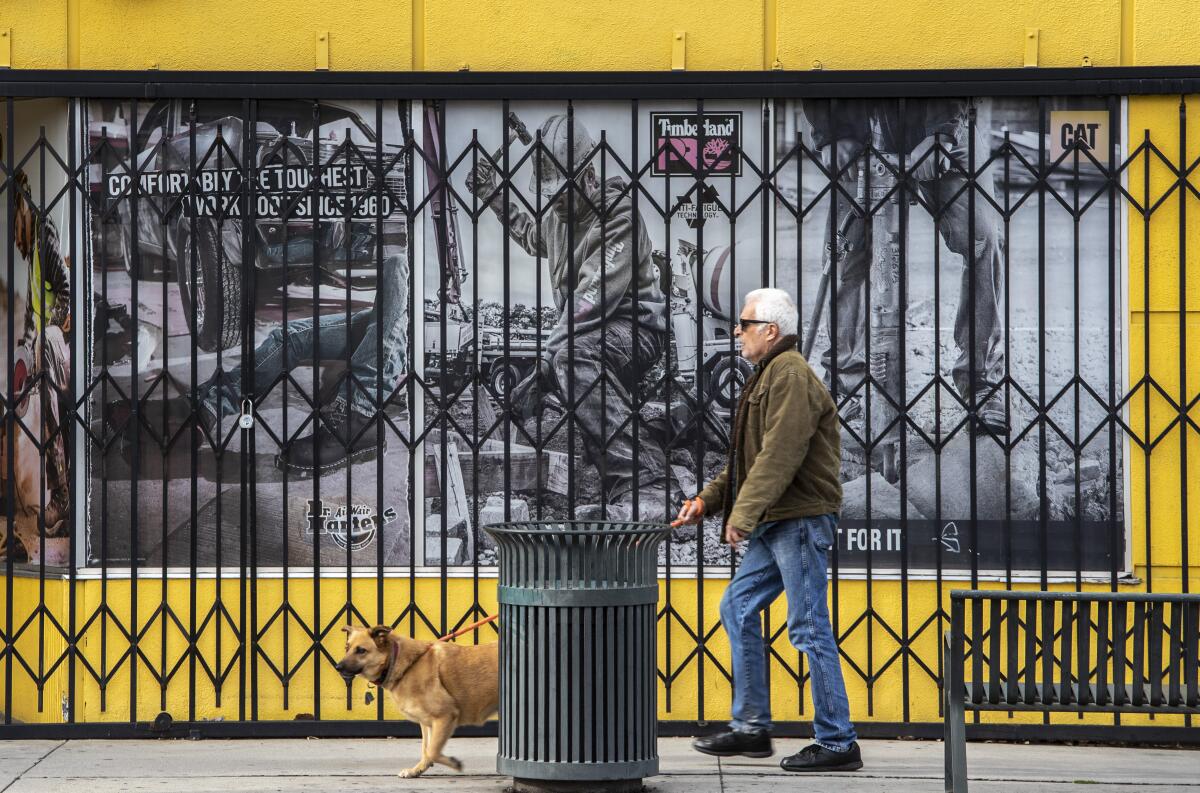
[109,242,409,475]
[467,113,684,520]
[803,98,1007,436]
[4,167,73,558]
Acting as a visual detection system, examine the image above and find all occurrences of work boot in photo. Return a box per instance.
[39,488,70,538]
[276,406,384,475]
[691,729,774,759]
[973,391,1010,435]
[780,741,863,772]
[107,396,217,445]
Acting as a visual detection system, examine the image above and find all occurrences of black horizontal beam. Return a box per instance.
[951,590,1200,603]
[964,703,1200,715]
[2,67,1200,100]
[2,719,1198,746]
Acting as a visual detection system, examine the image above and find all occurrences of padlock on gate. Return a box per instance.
[238,399,255,431]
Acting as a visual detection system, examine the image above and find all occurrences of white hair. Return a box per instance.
[744,288,798,337]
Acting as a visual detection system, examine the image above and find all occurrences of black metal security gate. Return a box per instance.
[0,68,1196,741]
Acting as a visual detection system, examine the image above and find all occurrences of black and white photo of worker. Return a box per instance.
[467,114,686,520]
[803,98,1007,434]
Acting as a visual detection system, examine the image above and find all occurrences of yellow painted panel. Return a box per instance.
[1,576,68,723]
[53,576,502,722]
[72,1,414,71]
[422,0,764,72]
[3,2,68,70]
[1125,96,1200,315]
[1131,0,1200,66]
[775,0,1120,70]
[1125,310,1200,573]
[3,0,1200,72]
[1124,96,1200,587]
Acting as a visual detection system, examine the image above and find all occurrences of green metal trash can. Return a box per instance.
[483,521,669,793]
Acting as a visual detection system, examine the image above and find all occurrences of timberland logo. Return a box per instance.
[650,111,742,177]
[305,499,397,551]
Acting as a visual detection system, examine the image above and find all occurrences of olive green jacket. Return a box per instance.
[697,339,842,538]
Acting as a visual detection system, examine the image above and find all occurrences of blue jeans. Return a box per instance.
[199,253,409,421]
[720,514,857,751]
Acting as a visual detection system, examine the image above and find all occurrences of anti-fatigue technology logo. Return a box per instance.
[305,499,398,552]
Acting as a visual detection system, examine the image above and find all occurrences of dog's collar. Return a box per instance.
[371,640,400,687]
[371,640,431,688]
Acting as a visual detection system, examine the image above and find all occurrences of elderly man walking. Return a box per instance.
[677,287,861,772]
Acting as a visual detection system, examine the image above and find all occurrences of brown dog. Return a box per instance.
[336,625,499,778]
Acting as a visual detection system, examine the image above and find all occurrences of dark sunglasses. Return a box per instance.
[737,318,774,331]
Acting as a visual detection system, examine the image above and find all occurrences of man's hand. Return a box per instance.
[508,355,555,421]
[671,497,705,528]
[909,134,950,182]
[826,140,864,173]
[465,159,498,202]
[724,523,748,544]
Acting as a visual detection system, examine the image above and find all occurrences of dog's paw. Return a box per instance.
[446,757,463,772]
[398,768,423,779]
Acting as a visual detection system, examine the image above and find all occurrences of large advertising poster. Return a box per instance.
[419,101,765,567]
[84,98,412,567]
[77,96,1126,576]
[777,97,1124,573]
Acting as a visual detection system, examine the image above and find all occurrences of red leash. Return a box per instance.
[438,613,499,642]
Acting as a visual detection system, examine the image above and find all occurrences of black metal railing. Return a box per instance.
[0,69,1196,739]
[949,590,1200,713]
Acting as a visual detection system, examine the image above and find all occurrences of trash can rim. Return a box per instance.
[482,519,670,535]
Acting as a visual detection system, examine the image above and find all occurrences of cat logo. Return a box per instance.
[1049,110,1109,166]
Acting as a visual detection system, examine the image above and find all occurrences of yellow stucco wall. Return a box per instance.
[1127,95,1200,595]
[1,1,1198,728]
[1,0,1198,71]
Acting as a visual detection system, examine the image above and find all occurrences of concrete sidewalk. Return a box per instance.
[0,737,1196,792]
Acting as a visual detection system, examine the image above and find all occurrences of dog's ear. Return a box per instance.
[340,625,355,635]
[369,625,392,648]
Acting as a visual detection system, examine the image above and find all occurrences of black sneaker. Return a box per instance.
[780,741,863,772]
[691,729,774,759]
[276,407,384,474]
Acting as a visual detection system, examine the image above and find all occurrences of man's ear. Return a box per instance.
[369,625,392,648]
[582,164,599,191]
